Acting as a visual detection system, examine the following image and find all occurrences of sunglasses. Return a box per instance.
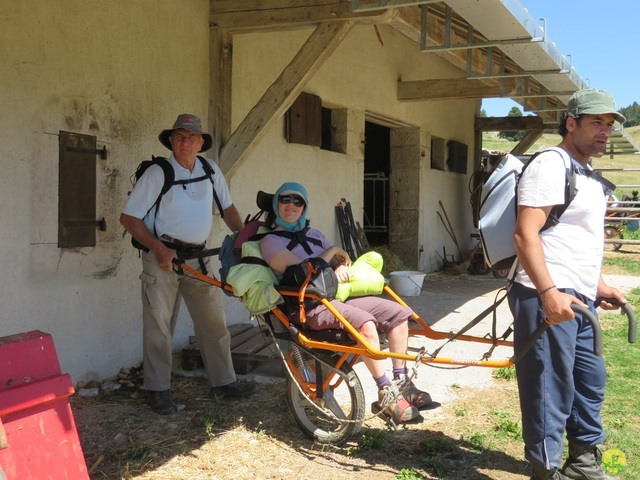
[278,195,305,207]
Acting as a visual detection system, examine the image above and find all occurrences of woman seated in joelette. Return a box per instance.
[259,181,433,424]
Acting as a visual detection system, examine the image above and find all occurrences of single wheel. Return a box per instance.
[470,258,490,275]
[285,347,365,445]
[492,268,510,279]
[604,225,623,251]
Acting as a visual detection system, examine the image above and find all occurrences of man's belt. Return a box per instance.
[160,234,206,252]
[160,235,208,275]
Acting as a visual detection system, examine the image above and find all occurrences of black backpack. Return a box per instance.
[280,257,339,311]
[127,155,224,251]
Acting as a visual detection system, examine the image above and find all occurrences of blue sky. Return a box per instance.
[482,0,639,117]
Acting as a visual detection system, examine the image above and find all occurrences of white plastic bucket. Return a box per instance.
[389,271,426,297]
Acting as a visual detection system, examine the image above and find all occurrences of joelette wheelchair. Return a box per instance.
[172,192,636,445]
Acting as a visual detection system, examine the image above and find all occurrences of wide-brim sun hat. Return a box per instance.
[158,114,213,152]
[567,89,626,124]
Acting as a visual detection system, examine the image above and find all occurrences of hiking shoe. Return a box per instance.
[378,387,421,423]
[147,389,185,415]
[561,444,620,480]
[210,381,257,399]
[529,471,569,480]
[530,464,570,479]
[402,381,433,409]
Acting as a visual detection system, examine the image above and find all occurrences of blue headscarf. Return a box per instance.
[272,182,309,232]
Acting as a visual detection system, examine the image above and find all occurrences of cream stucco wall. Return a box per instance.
[0,0,226,384]
[0,4,480,385]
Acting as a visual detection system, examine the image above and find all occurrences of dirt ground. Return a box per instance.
[71,247,640,480]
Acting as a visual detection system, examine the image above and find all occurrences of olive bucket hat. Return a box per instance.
[567,89,626,124]
[158,114,213,152]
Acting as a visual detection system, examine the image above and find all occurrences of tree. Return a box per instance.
[620,101,640,127]
[498,107,526,142]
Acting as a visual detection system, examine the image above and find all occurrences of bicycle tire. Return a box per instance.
[604,225,623,251]
[285,348,365,445]
[492,268,509,279]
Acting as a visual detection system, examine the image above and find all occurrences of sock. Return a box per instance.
[393,366,408,381]
[374,374,391,390]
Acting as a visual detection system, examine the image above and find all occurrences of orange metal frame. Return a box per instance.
[176,262,515,374]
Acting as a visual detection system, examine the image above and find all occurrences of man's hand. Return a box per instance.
[540,288,586,325]
[155,244,178,271]
[596,277,626,312]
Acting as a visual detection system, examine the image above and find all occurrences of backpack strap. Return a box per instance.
[523,147,614,232]
[147,156,174,219]
[153,156,226,219]
[141,156,227,245]
[239,256,271,268]
[265,228,323,256]
[196,156,225,218]
[140,156,174,241]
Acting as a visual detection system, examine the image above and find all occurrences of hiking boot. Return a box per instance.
[561,444,620,480]
[530,464,570,479]
[402,380,433,409]
[147,389,185,415]
[378,386,421,423]
[210,381,257,399]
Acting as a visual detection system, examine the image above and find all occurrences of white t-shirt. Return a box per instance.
[514,148,605,299]
[122,154,232,244]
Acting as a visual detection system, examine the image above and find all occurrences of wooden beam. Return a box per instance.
[210,0,390,33]
[209,29,232,157]
[398,78,518,101]
[510,129,545,156]
[219,21,354,176]
[389,8,563,122]
[389,7,473,73]
[475,116,558,132]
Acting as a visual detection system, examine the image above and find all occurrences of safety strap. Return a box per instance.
[263,229,323,256]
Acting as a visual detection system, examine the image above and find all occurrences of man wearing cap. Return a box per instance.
[507,90,628,480]
[120,114,256,415]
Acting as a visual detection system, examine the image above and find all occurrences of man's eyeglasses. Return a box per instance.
[278,195,305,207]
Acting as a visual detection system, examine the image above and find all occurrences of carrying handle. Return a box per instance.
[595,297,637,344]
[511,304,602,364]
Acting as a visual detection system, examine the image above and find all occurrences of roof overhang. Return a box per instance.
[209,0,638,174]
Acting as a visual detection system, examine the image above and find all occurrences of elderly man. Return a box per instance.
[508,90,627,480]
[120,114,256,415]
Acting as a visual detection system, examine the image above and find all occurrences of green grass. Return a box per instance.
[347,429,387,456]
[603,257,640,276]
[493,365,516,381]
[395,468,425,480]
[598,287,640,479]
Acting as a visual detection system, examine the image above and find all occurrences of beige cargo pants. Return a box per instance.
[140,250,236,391]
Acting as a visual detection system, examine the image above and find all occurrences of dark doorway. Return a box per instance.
[363,122,390,246]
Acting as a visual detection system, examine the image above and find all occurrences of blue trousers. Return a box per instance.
[507,282,606,471]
